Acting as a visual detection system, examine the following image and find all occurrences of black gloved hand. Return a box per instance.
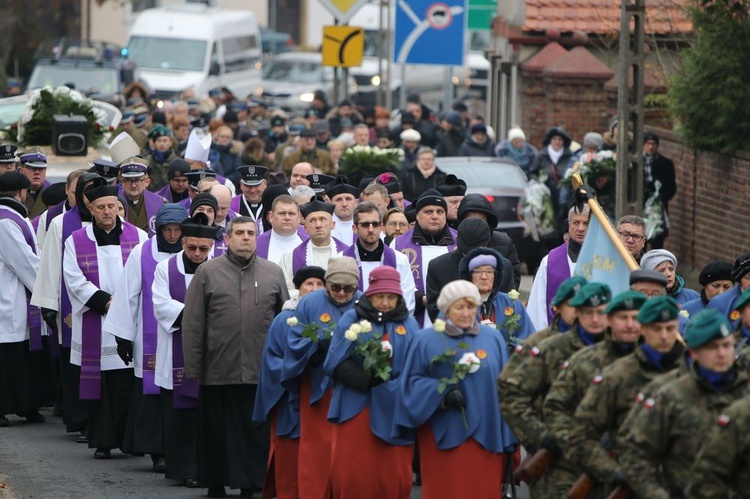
[368,375,386,389]
[115,337,133,365]
[317,336,331,353]
[41,308,58,331]
[443,387,466,410]
[540,433,563,460]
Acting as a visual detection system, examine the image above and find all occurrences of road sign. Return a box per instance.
[317,0,370,23]
[393,0,466,66]
[467,0,496,30]
[322,26,365,67]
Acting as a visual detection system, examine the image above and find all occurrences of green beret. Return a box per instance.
[551,276,588,307]
[734,287,750,312]
[685,309,733,349]
[605,290,647,314]
[637,295,679,324]
[569,282,612,308]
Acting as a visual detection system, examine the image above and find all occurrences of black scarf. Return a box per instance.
[354,295,409,324]
[92,217,123,246]
[182,252,201,274]
[0,197,28,217]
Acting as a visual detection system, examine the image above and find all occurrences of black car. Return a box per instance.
[436,156,546,273]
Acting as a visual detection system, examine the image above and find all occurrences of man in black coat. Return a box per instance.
[425,218,513,322]
[401,149,447,202]
[643,132,676,249]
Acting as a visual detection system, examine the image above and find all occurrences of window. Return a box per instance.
[128,36,208,72]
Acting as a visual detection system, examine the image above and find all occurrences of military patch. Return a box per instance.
[717,414,731,427]
[644,398,656,409]
[530,346,541,357]
[514,344,524,354]
[592,375,603,385]
[636,392,645,403]
[660,309,672,321]
[561,361,570,370]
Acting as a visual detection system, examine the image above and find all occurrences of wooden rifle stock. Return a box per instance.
[567,473,594,499]
[514,449,551,484]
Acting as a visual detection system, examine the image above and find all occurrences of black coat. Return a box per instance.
[401,166,448,202]
[645,153,676,208]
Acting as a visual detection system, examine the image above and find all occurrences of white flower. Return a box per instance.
[286,316,298,326]
[381,339,393,357]
[344,328,359,342]
[433,319,446,333]
[596,150,614,161]
[679,310,690,319]
[359,320,372,333]
[458,352,481,374]
[349,323,363,335]
[508,289,520,301]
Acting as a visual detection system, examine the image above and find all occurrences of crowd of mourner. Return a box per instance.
[0,84,747,499]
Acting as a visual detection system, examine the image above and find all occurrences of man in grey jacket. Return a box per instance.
[183,215,289,498]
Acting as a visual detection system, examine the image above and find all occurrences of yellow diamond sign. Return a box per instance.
[317,0,370,22]
[322,26,364,67]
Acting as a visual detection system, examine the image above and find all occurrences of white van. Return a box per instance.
[126,4,262,100]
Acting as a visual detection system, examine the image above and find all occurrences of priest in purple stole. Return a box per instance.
[63,185,148,459]
[155,159,191,203]
[153,213,218,487]
[104,203,187,471]
[527,204,591,331]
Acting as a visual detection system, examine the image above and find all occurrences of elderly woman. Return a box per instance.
[459,247,535,347]
[495,126,538,174]
[682,260,735,318]
[396,280,517,498]
[324,266,419,498]
[641,249,700,305]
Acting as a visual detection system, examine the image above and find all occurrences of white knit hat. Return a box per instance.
[437,280,482,312]
[507,127,526,142]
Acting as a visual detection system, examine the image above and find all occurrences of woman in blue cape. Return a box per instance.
[324,266,419,498]
[458,246,535,349]
[395,280,517,498]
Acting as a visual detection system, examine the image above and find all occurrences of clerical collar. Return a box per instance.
[0,197,29,218]
[357,239,384,261]
[92,217,123,246]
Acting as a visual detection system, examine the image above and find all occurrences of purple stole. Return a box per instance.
[167,256,199,409]
[155,184,182,203]
[342,243,398,291]
[0,209,42,351]
[45,201,66,231]
[393,227,458,294]
[73,223,141,400]
[254,228,310,260]
[139,239,161,395]
[230,195,241,214]
[126,191,166,237]
[60,207,84,348]
[291,237,348,276]
[545,242,571,323]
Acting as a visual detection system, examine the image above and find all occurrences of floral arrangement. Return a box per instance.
[344,319,393,382]
[337,145,403,186]
[286,314,336,343]
[11,86,110,148]
[560,150,616,187]
[643,179,667,239]
[521,178,557,241]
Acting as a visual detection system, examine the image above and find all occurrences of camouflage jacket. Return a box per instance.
[570,342,687,484]
[619,363,749,499]
[688,395,750,499]
[499,315,567,383]
[543,331,634,461]
[733,327,750,371]
[498,321,588,451]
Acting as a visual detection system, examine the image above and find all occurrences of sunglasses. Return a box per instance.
[330,283,357,294]
[357,221,382,228]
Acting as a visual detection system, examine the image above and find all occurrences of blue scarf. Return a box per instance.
[641,343,666,371]
[577,325,603,346]
[616,341,636,354]
[557,317,572,333]
[696,364,735,393]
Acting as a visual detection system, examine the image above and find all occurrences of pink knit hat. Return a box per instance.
[366,266,402,297]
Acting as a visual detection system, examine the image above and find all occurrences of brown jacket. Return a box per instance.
[182,251,289,385]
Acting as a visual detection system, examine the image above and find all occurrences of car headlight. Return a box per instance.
[299,92,314,102]
[371,75,381,87]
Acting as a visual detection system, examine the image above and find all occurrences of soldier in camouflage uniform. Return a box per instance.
[543,291,646,461]
[619,309,749,499]
[569,295,686,491]
[688,394,750,498]
[499,282,611,497]
[731,287,750,369]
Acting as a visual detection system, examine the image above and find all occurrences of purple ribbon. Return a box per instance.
[61,208,83,348]
[342,244,399,291]
[167,256,199,409]
[73,223,141,400]
[139,239,160,395]
[546,242,571,324]
[0,209,42,351]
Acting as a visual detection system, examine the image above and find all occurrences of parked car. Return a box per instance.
[256,52,356,112]
[260,26,294,56]
[436,156,547,273]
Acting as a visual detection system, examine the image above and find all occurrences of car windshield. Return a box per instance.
[262,59,325,83]
[27,64,119,94]
[437,161,528,190]
[0,99,27,128]
[128,36,207,71]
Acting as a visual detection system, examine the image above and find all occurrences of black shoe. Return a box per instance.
[151,455,166,473]
[239,490,262,499]
[94,448,111,459]
[76,431,88,444]
[183,478,200,488]
[206,487,226,497]
[0,416,8,427]
[24,411,46,424]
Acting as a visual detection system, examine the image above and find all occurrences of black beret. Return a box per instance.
[436,174,467,197]
[732,252,750,281]
[293,265,326,289]
[643,132,660,144]
[0,171,30,191]
[699,260,734,287]
[167,158,191,179]
[41,182,67,206]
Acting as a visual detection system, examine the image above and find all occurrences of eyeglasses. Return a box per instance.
[330,283,357,294]
[123,178,145,185]
[387,221,409,228]
[356,221,382,228]
[471,269,497,277]
[618,230,645,242]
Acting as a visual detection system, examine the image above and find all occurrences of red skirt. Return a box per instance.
[263,409,300,499]
[329,408,413,499]
[298,373,335,499]
[417,425,509,499]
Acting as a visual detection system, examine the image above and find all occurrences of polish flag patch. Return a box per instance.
[717,414,731,427]
[530,347,541,357]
